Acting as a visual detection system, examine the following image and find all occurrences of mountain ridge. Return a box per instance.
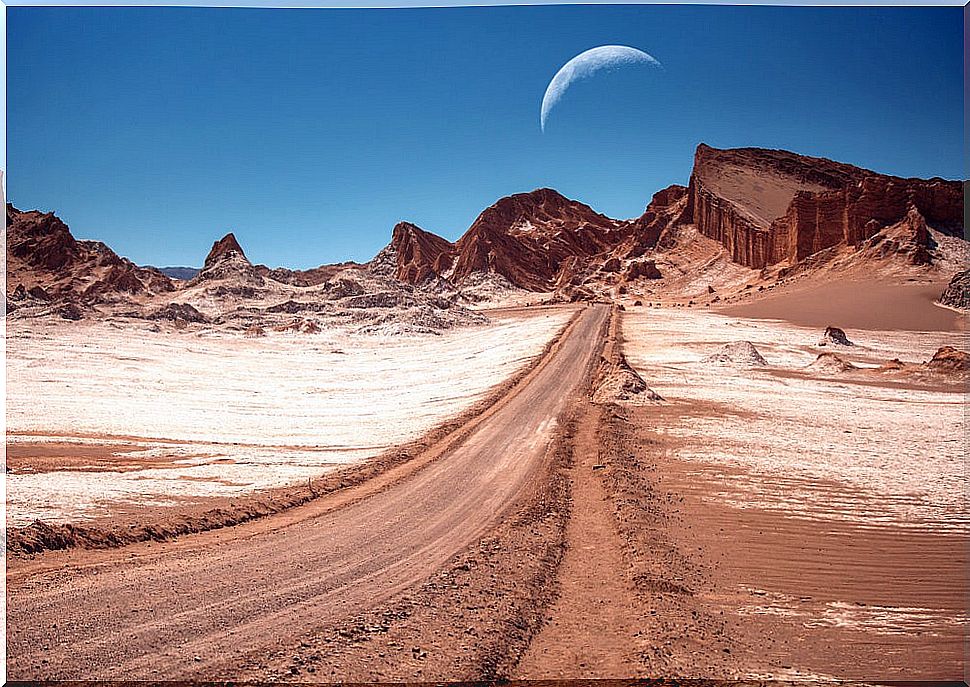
[7,143,966,316]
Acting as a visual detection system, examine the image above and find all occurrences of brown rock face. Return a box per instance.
[448,188,628,291]
[192,232,263,285]
[5,204,175,301]
[685,144,963,268]
[204,233,247,268]
[622,184,689,258]
[624,260,662,280]
[377,221,456,285]
[939,270,970,311]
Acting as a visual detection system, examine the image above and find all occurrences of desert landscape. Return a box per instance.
[5,139,967,680]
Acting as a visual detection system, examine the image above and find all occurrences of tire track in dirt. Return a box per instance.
[514,400,645,678]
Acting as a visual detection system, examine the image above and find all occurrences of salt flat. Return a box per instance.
[6,307,573,525]
[621,308,967,531]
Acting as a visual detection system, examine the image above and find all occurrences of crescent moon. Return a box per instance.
[540,45,662,132]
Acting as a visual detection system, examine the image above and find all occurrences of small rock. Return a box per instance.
[818,326,854,347]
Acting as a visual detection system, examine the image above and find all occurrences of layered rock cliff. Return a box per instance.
[685,144,964,269]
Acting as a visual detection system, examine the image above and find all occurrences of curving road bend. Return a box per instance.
[6,304,609,680]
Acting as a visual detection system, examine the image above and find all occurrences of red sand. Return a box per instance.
[721,279,964,332]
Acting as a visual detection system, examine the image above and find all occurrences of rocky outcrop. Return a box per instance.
[685,144,963,269]
[448,188,628,291]
[370,221,455,285]
[622,184,689,258]
[191,232,263,286]
[926,346,970,373]
[808,352,858,374]
[939,270,970,311]
[592,354,664,405]
[148,302,210,324]
[704,341,768,367]
[5,204,175,302]
[857,204,934,266]
[624,259,662,280]
[818,326,854,347]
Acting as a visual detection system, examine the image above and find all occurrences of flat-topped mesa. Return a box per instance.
[449,188,628,291]
[685,144,964,269]
[192,232,263,285]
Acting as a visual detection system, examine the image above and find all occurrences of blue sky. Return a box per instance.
[7,5,964,269]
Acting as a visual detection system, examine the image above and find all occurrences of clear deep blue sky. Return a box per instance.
[7,5,964,268]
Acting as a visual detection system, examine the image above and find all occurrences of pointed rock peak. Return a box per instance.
[386,222,454,259]
[204,232,249,268]
[391,221,440,244]
[903,203,927,224]
[648,184,688,208]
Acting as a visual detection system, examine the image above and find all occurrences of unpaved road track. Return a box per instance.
[6,304,609,680]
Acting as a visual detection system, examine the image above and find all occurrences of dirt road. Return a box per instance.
[6,305,610,680]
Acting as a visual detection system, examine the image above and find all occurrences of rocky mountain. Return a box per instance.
[190,232,264,286]
[370,188,638,293]
[6,204,175,307]
[8,143,965,320]
[447,188,630,291]
[371,221,456,284]
[155,266,200,280]
[4,207,483,334]
[366,145,963,300]
[685,144,963,269]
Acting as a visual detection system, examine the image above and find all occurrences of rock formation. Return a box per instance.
[705,341,768,367]
[818,326,854,347]
[5,204,174,303]
[684,144,963,269]
[939,270,970,311]
[370,221,455,284]
[621,184,689,257]
[808,352,858,374]
[8,144,966,319]
[926,346,970,373]
[447,188,629,291]
[592,354,665,404]
[190,232,263,286]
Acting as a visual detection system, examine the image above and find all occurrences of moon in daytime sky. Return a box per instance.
[540,45,662,132]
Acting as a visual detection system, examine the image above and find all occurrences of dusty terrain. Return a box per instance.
[6,308,572,526]
[613,302,967,678]
[5,305,609,679]
[6,142,967,681]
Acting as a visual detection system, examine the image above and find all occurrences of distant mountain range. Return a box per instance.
[155,266,200,280]
[6,143,967,316]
